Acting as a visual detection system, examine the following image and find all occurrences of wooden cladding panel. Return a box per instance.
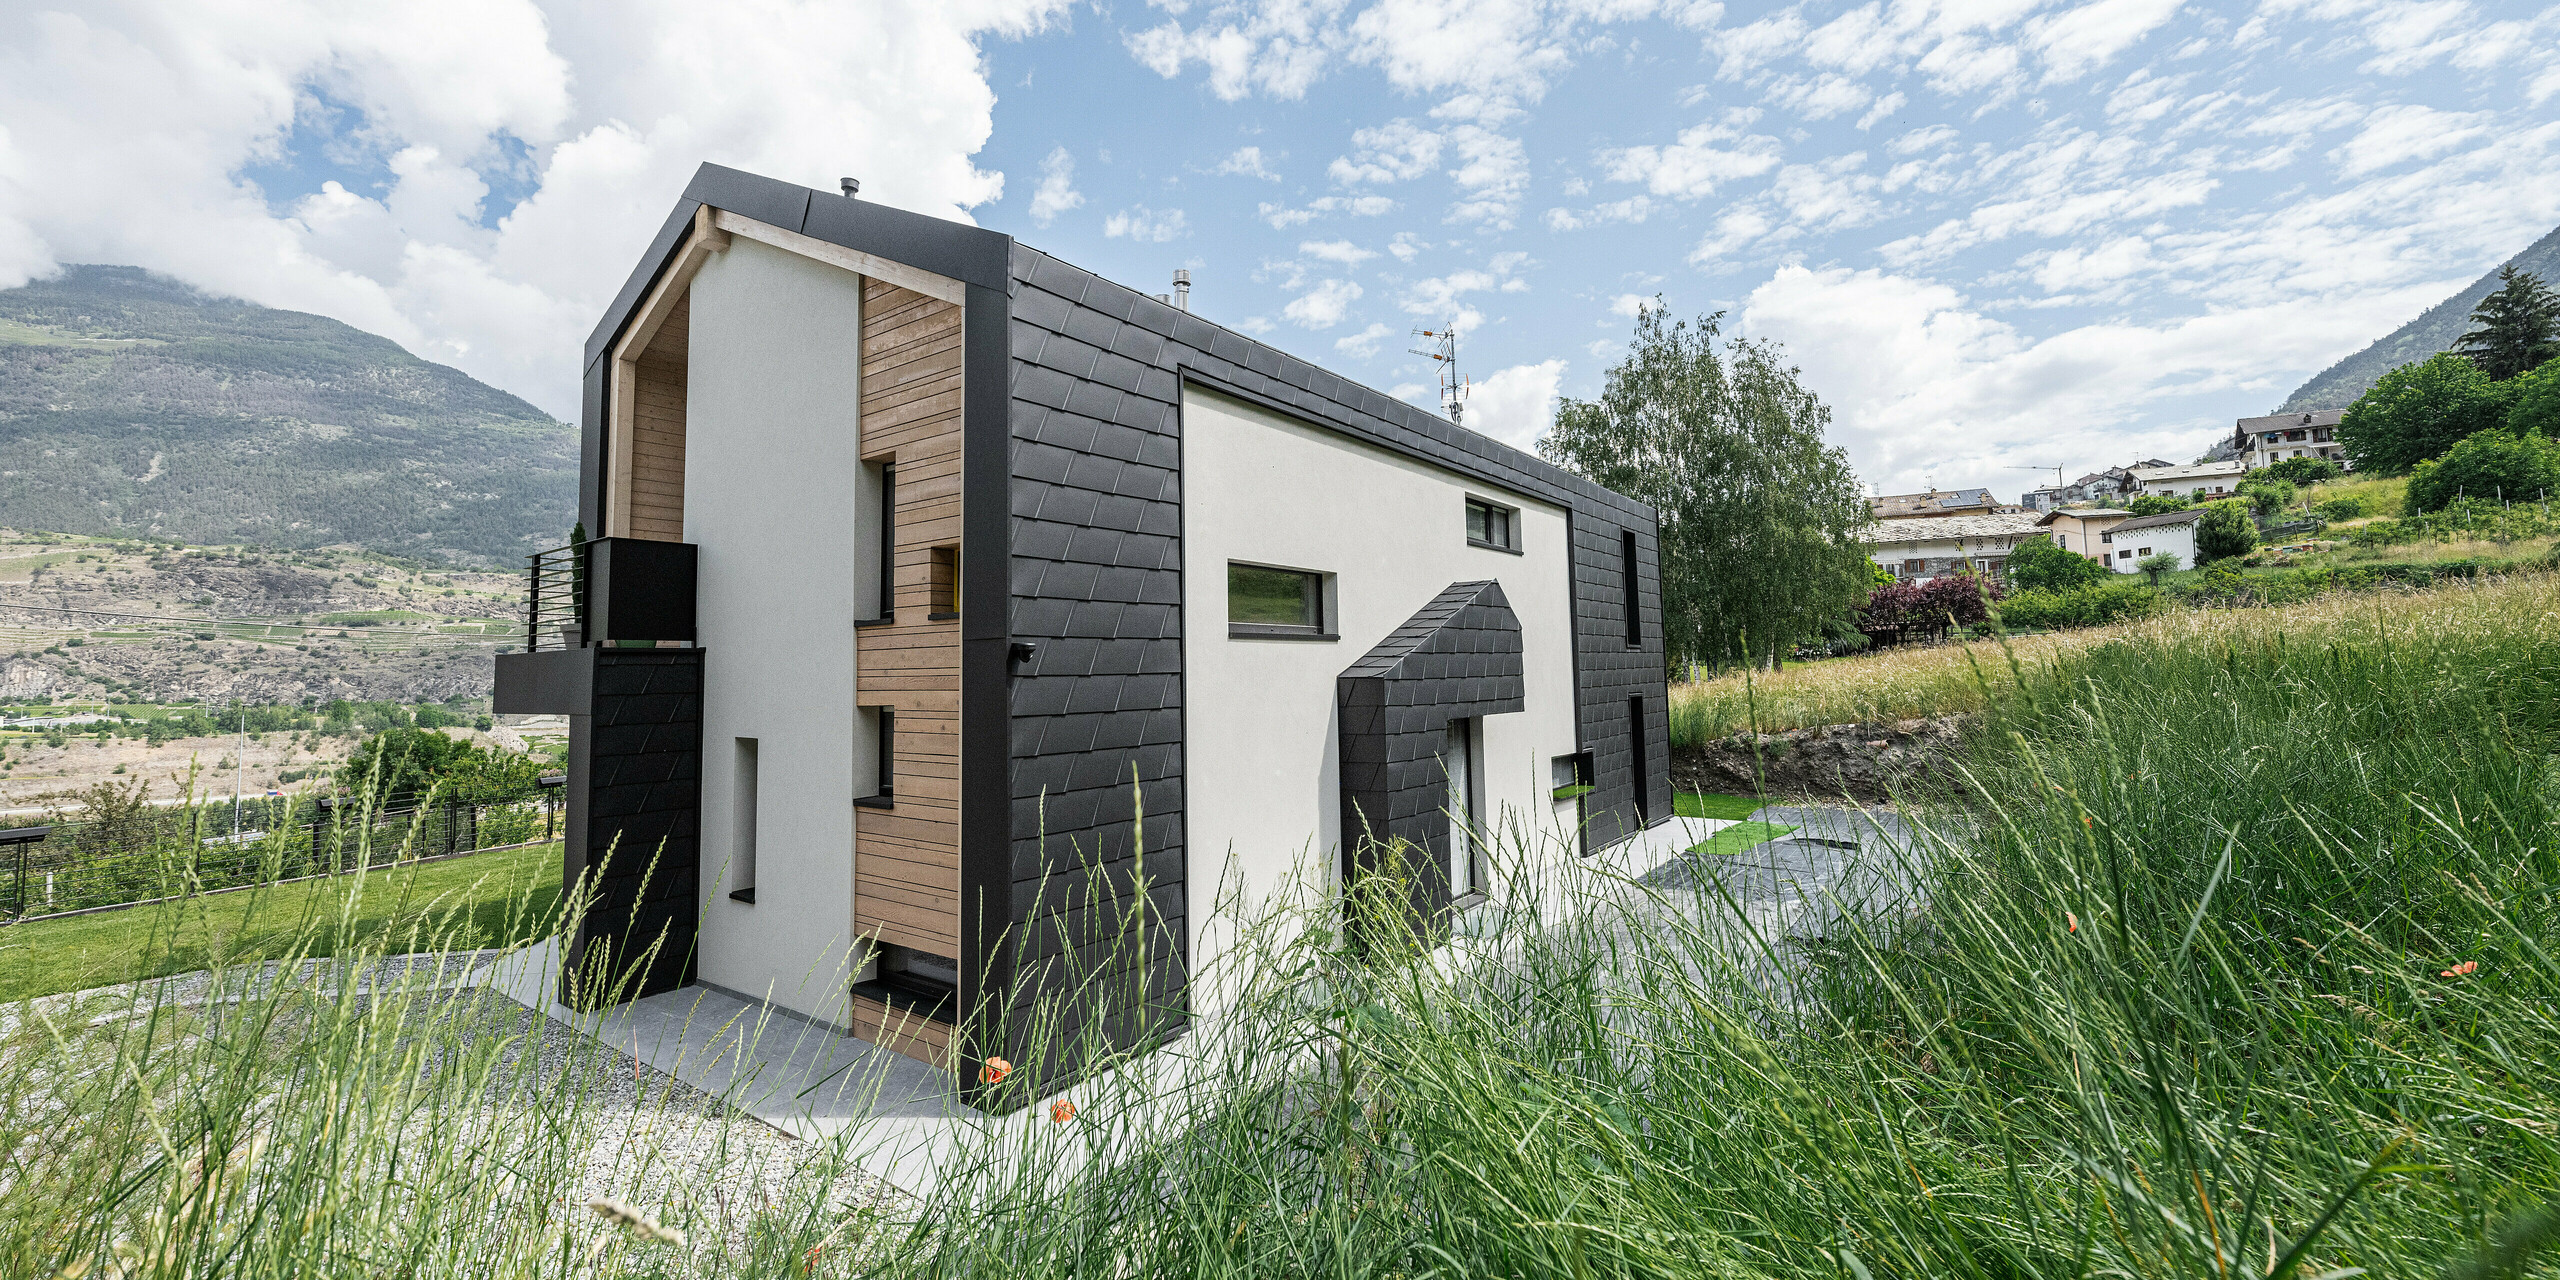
[855,277,964,965]
[625,354,687,541]
[848,994,956,1072]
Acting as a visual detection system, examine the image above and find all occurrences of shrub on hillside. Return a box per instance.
[2338,352,2516,473]
[2403,429,2560,513]
[2260,456,2340,485]
[2004,536,2108,593]
[2312,493,2372,521]
[1994,580,2163,630]
[2235,478,2297,518]
[1858,573,2001,640]
[2194,498,2258,562]
[2126,492,2190,516]
[2509,358,2560,437]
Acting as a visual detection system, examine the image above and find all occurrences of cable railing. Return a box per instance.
[523,540,585,651]
[1,792,565,922]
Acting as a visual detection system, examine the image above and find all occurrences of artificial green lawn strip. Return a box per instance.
[1684,819,1796,857]
[1674,791,1766,821]
[0,841,560,1003]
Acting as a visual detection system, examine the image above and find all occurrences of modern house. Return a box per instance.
[2130,461,2246,500]
[2036,508,2132,560]
[491,163,1672,1105]
[2097,509,2199,571]
[1870,487,2003,520]
[2233,410,2346,470]
[1859,511,2047,581]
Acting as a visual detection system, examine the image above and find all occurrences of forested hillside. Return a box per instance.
[2281,223,2560,412]
[0,266,574,565]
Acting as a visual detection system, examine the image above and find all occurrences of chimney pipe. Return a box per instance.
[1172,268,1191,312]
[840,177,860,199]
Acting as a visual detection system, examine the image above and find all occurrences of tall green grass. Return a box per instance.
[11,577,2560,1277]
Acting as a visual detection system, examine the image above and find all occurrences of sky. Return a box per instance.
[1,0,2554,498]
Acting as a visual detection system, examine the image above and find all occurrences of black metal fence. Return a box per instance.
[2,794,563,922]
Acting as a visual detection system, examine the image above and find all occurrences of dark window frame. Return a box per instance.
[856,459,895,627]
[1227,560,1338,640]
[1465,495,1522,554]
[1627,693,1650,827]
[855,707,896,808]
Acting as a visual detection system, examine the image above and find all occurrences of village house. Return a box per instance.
[2130,461,2247,500]
[2036,507,2132,560]
[1870,487,2003,520]
[2233,410,2346,470]
[2097,509,2200,572]
[1859,511,2048,581]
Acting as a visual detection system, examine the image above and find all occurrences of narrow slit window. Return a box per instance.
[1227,562,1326,637]
[1620,529,1642,647]
[730,737,758,903]
[1627,695,1650,826]
[855,707,895,807]
[862,460,895,623]
[928,545,959,619]
[1443,717,1483,901]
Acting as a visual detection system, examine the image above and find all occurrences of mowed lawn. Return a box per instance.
[0,841,561,1003]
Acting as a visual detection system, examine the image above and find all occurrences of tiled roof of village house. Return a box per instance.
[1857,511,2049,544]
[2107,508,2205,533]
[2130,461,2247,481]
[2036,507,2133,525]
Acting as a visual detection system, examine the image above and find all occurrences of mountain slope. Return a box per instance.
[2281,223,2560,413]
[0,266,574,565]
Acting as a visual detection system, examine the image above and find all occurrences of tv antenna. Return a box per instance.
[1408,325,1468,427]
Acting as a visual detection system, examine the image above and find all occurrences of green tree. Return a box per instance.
[2194,499,2257,563]
[2338,353,2516,473]
[2127,492,2190,516]
[339,727,478,807]
[2235,478,2297,519]
[1541,305,1872,669]
[2134,551,2182,585]
[2260,456,2339,485]
[2507,358,2560,438]
[2402,430,2560,514]
[2005,536,2107,593]
[2453,264,2560,381]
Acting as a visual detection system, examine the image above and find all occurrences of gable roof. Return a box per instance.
[2108,508,2204,533]
[2130,461,2247,482]
[2035,507,2133,526]
[1857,511,2048,543]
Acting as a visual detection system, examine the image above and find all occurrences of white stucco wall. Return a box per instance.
[1179,385,1583,965]
[2102,521,2196,572]
[684,237,867,1028]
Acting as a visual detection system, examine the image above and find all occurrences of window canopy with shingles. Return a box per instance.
[1337,580,1524,918]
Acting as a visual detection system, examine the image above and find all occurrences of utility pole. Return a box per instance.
[1408,326,1468,427]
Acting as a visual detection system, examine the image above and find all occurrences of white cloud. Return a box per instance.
[1464,358,1567,451]
[1329,119,1442,185]
[1737,263,2454,491]
[1597,111,1781,198]
[2025,0,2184,82]
[2332,103,2493,177]
[1855,91,1906,130]
[1300,238,1376,264]
[1334,320,1396,355]
[1387,230,1427,261]
[1029,146,1083,225]
[1283,276,1362,327]
[1105,204,1191,241]
[1216,144,1281,180]
[1259,194,1397,228]
[0,0,1061,418]
[1609,292,1656,316]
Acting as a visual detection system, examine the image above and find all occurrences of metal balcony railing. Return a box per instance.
[524,541,585,652]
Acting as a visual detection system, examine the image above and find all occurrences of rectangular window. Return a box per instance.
[1620,529,1642,647]
[1443,717,1482,901]
[1228,562,1328,637]
[928,544,959,619]
[1627,694,1650,826]
[855,707,895,807]
[1465,497,1519,552]
[729,738,758,903]
[2119,549,2133,560]
[1902,558,1924,574]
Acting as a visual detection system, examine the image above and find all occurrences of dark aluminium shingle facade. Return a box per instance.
[506,162,1671,1107]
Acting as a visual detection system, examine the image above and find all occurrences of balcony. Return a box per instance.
[496,537,697,714]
